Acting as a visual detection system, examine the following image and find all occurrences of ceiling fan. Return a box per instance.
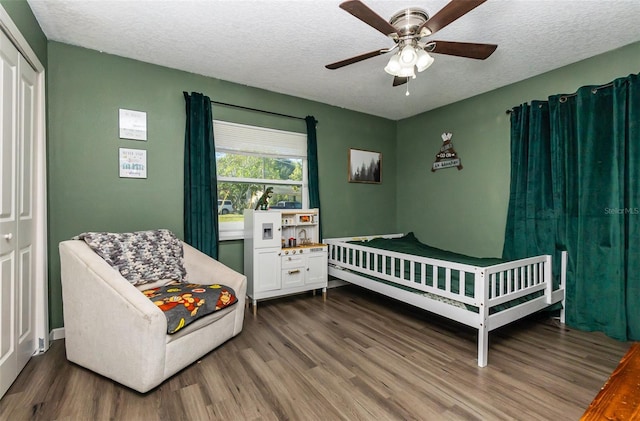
[326,0,497,87]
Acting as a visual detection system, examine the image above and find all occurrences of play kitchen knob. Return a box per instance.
[4,233,13,240]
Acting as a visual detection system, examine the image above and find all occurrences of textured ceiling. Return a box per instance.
[26,0,640,120]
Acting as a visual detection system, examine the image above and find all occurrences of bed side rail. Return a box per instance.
[327,238,566,309]
[326,239,480,307]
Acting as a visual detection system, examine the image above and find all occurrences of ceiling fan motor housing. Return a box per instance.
[389,8,430,39]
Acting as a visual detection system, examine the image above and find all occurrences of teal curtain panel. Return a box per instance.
[504,73,640,341]
[183,92,219,259]
[306,115,322,240]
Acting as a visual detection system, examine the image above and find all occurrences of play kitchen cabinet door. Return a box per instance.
[254,248,281,292]
[305,252,328,285]
[244,209,327,315]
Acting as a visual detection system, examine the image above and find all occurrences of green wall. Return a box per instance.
[46,42,397,329]
[6,0,640,330]
[0,0,47,66]
[396,41,640,258]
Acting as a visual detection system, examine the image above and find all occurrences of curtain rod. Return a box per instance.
[210,100,306,122]
[505,81,617,114]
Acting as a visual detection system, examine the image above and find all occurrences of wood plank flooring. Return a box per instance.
[0,285,630,421]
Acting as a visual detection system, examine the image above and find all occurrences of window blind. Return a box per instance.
[213,120,306,158]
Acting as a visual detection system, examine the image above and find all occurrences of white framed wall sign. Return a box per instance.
[119,108,147,140]
[119,148,147,178]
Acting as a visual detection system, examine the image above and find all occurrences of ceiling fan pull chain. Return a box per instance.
[405,78,410,96]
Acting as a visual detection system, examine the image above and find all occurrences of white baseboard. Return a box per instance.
[50,327,65,341]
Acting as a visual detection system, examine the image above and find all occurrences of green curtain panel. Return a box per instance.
[183,92,219,259]
[503,101,557,263]
[306,115,322,240]
[505,73,640,341]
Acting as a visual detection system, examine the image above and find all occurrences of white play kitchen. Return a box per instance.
[243,209,328,314]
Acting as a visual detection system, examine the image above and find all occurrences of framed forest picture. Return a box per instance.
[348,148,381,184]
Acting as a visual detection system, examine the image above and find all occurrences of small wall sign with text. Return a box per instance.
[432,132,463,172]
[119,148,147,179]
[119,108,147,141]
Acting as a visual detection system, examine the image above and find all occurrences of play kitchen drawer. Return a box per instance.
[282,253,304,269]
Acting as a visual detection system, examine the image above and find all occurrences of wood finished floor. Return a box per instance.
[0,285,631,421]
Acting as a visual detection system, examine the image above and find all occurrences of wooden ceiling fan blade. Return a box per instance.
[428,41,497,60]
[339,0,398,37]
[393,77,409,87]
[419,0,487,36]
[325,49,386,70]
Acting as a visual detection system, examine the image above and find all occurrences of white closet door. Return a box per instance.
[16,47,36,374]
[0,28,36,399]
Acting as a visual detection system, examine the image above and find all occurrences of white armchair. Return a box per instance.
[59,239,246,393]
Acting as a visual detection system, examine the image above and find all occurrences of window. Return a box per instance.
[214,121,308,240]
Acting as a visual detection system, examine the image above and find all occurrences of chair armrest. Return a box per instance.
[59,240,168,390]
[60,240,165,316]
[182,242,247,295]
[181,242,247,337]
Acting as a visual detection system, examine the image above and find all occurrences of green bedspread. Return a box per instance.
[353,232,504,267]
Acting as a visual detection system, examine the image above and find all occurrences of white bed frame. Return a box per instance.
[326,234,566,367]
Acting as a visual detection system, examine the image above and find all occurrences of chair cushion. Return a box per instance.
[142,282,238,334]
[74,229,187,287]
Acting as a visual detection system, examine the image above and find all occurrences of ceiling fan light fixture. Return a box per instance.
[396,65,415,79]
[399,45,417,66]
[384,54,402,75]
[416,49,434,72]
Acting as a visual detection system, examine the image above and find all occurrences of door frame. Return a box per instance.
[0,5,49,353]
